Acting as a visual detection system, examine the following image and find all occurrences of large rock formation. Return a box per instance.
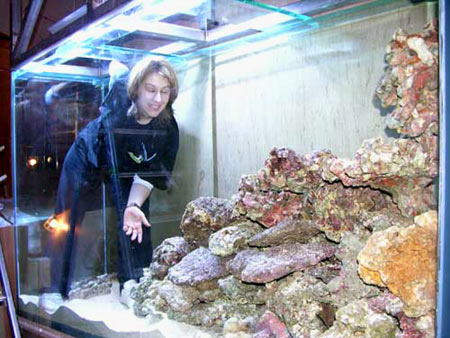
[248,218,320,247]
[180,197,242,247]
[228,242,336,283]
[129,21,438,338]
[358,210,437,317]
[375,20,438,137]
[209,221,263,257]
[150,236,189,279]
[167,247,230,286]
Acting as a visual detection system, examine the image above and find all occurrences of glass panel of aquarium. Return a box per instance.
[11,0,440,337]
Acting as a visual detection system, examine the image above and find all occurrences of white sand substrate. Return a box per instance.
[20,281,216,338]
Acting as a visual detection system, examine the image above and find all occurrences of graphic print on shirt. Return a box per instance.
[128,142,157,164]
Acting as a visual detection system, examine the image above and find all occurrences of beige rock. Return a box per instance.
[357,210,437,317]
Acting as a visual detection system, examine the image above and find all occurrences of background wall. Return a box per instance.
[214,3,436,198]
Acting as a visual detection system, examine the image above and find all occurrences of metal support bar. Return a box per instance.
[437,0,449,335]
[48,5,88,35]
[13,0,44,57]
[0,241,21,337]
[10,0,22,49]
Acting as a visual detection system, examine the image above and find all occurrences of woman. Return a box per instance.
[45,57,179,300]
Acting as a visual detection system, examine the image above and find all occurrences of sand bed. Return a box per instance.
[20,282,217,338]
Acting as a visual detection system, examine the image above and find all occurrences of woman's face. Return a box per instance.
[135,72,171,122]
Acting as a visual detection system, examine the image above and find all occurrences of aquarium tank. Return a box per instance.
[10,0,444,337]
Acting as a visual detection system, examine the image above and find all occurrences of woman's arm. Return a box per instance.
[123,175,153,243]
[122,118,179,242]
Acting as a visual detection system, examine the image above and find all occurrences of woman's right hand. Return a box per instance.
[123,206,151,243]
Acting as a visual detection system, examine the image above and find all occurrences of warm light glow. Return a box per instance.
[43,211,70,233]
[27,157,39,168]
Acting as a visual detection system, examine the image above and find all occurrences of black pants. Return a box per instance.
[45,137,152,297]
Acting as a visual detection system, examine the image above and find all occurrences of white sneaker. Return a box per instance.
[39,293,64,314]
[120,279,137,309]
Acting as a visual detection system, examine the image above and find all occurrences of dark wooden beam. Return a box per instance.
[19,317,74,338]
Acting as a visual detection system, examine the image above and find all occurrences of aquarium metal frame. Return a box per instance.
[437,0,449,336]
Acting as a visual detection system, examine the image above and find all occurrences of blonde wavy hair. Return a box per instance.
[127,57,179,124]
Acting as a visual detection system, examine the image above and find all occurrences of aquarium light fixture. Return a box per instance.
[151,41,198,55]
[14,0,321,75]
[111,20,205,42]
[15,0,205,70]
[106,0,206,25]
[68,24,113,44]
[235,0,318,28]
[137,0,206,17]
[216,33,290,63]
[19,45,92,72]
[206,12,291,42]
[19,62,107,78]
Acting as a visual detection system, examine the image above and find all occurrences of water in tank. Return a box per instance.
[11,0,439,337]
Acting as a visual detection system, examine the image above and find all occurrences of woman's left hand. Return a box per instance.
[123,206,151,243]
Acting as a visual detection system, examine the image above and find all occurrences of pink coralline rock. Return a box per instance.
[360,209,414,233]
[133,278,223,318]
[267,272,330,336]
[222,317,257,337]
[399,313,435,338]
[228,242,336,283]
[68,274,114,300]
[303,257,341,284]
[253,311,291,338]
[326,231,381,307]
[168,297,261,329]
[233,190,308,228]
[311,182,392,241]
[392,177,436,218]
[248,218,320,247]
[151,279,201,312]
[180,197,242,247]
[168,247,230,286]
[256,147,336,193]
[235,174,260,194]
[375,20,438,137]
[150,236,190,280]
[357,210,437,317]
[133,279,170,315]
[218,275,269,305]
[326,135,438,217]
[368,291,435,338]
[367,291,404,316]
[209,221,263,257]
[319,299,400,338]
[327,136,438,184]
